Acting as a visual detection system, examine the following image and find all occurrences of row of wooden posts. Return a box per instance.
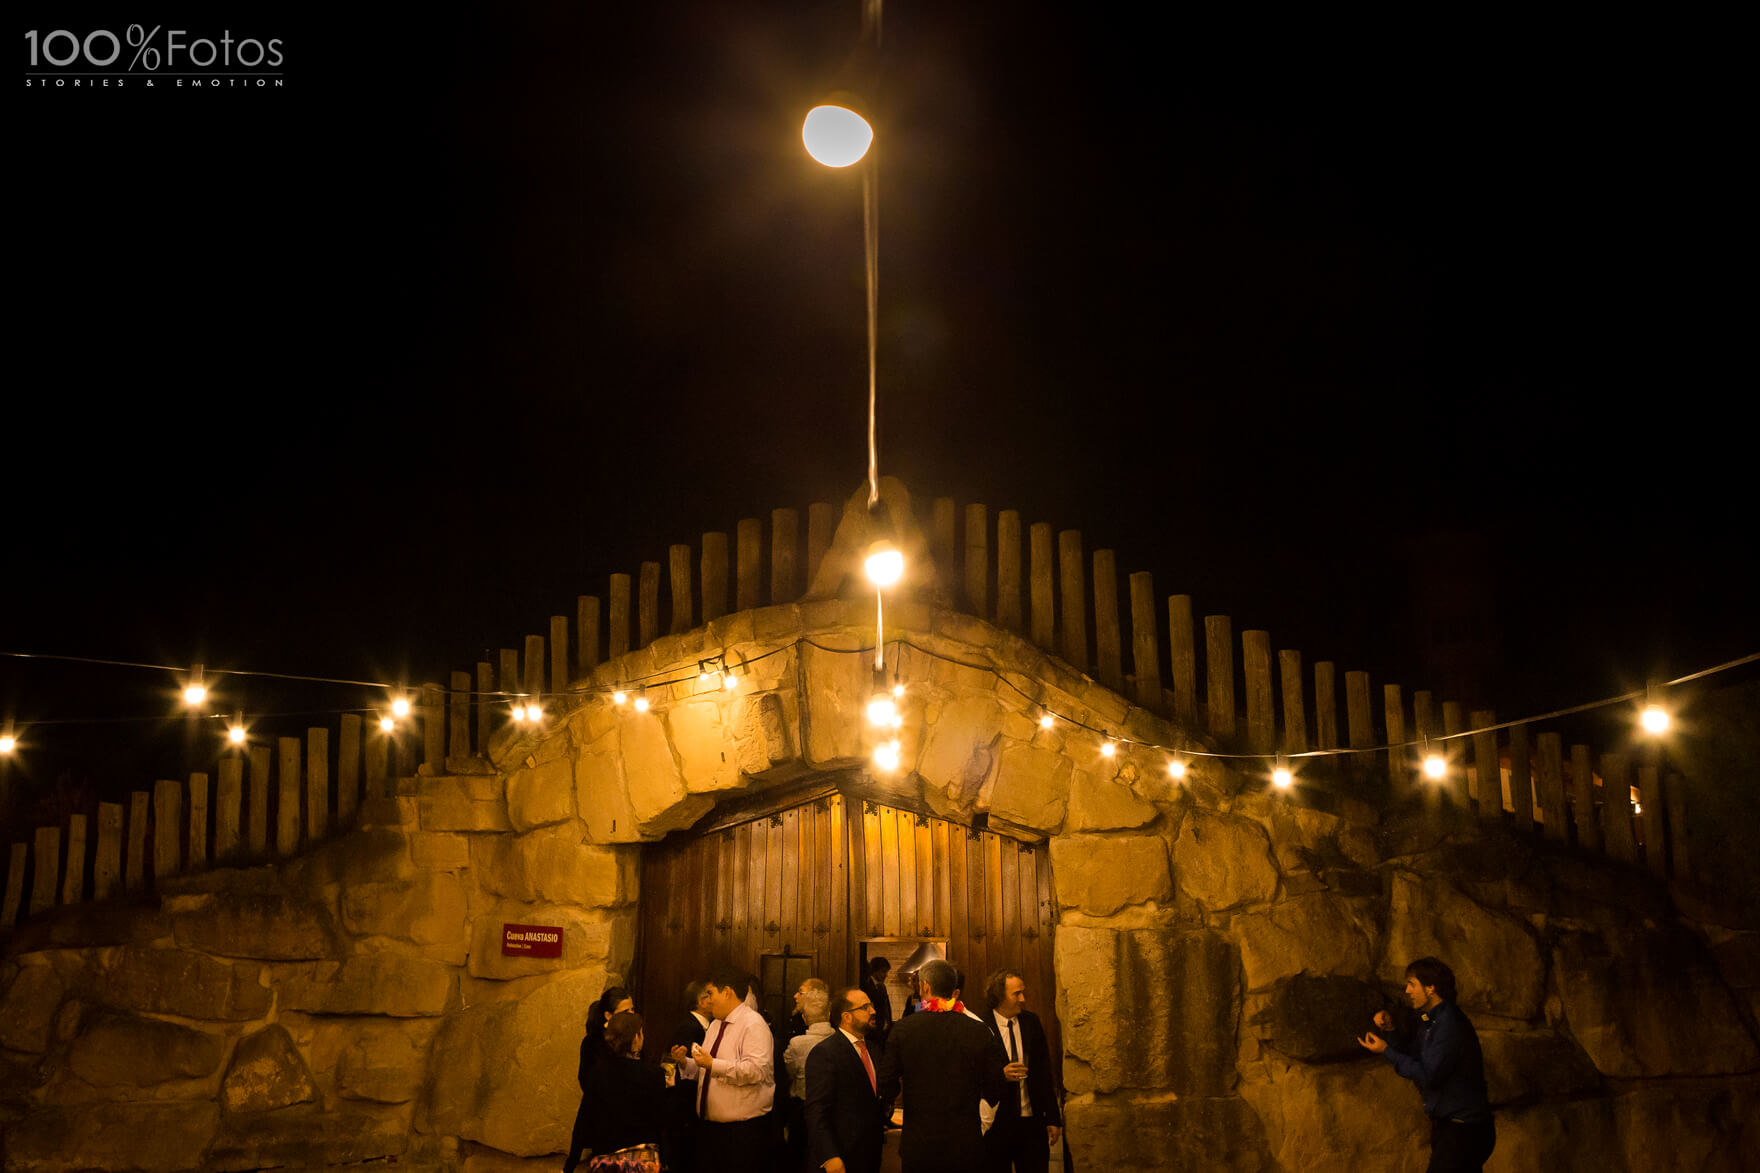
[2,496,1691,930]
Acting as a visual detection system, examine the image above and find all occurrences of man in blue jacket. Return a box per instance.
[1359,956,1496,1172]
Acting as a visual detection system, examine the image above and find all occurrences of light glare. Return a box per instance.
[391,697,411,719]
[1423,754,1447,779]
[866,696,898,726]
[803,104,874,167]
[1100,740,1117,758]
[1273,767,1293,789]
[1167,759,1186,779]
[613,690,628,706]
[228,725,247,745]
[183,685,207,706]
[864,545,904,587]
[1640,705,1670,734]
[0,735,15,754]
[379,716,395,732]
[634,695,651,713]
[873,738,901,771]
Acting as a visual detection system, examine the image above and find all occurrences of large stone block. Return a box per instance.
[281,955,456,1017]
[1236,1056,1427,1173]
[1173,810,1280,911]
[1,1102,220,1173]
[0,963,63,1052]
[1484,1096,1624,1173]
[286,827,418,892]
[1478,1029,1600,1105]
[340,873,471,964]
[731,690,798,776]
[427,966,608,1157]
[1247,974,1386,1063]
[1065,767,1158,832]
[916,695,1006,806]
[988,742,1071,834]
[223,1024,318,1113]
[1049,834,1171,916]
[506,753,577,831]
[1056,924,1238,1097]
[67,1009,226,1087]
[1063,1092,1272,1172]
[420,776,513,832]
[169,889,336,960]
[1611,1078,1760,1173]
[92,946,271,1021]
[1383,870,1544,1020]
[621,713,712,835]
[1233,892,1378,991]
[668,700,744,793]
[802,641,869,763]
[205,1102,413,1171]
[467,902,635,981]
[472,824,636,908]
[1554,926,1760,1078]
[282,1013,439,1105]
[577,728,644,843]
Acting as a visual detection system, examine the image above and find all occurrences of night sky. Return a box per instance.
[10,4,1754,805]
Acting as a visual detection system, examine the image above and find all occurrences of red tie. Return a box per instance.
[856,1038,876,1094]
[698,1020,727,1118]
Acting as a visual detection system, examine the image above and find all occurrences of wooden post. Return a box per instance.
[248,747,271,853]
[449,673,471,762]
[964,504,989,619]
[365,727,389,801]
[807,503,836,586]
[277,737,301,855]
[337,714,362,826]
[551,615,570,689]
[669,545,693,634]
[1243,631,1275,755]
[96,802,123,899]
[424,680,447,772]
[1666,771,1689,880]
[578,596,602,674]
[1167,596,1196,725]
[3,843,23,926]
[217,759,243,861]
[520,640,543,704]
[1057,530,1087,670]
[1412,691,1435,755]
[1346,672,1374,754]
[1441,703,1467,808]
[701,533,729,622]
[1508,725,1534,833]
[736,519,762,612]
[1315,663,1338,751]
[931,499,956,587]
[1535,733,1567,842]
[1638,765,1668,876]
[474,663,493,756]
[1277,651,1308,754]
[1029,523,1055,649]
[127,791,149,889]
[154,778,182,880]
[1570,744,1601,852]
[1093,550,1123,689]
[609,573,631,659]
[1600,752,1637,863]
[499,648,520,708]
[1383,684,1405,793]
[187,772,209,871]
[639,562,661,646]
[1205,615,1235,740]
[307,727,330,839]
[772,508,800,602]
[62,814,86,904]
[1469,711,1499,820]
[1129,572,1161,710]
[31,826,60,914]
[996,511,1022,633]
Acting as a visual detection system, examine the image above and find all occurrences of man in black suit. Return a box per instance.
[665,979,713,1173]
[804,985,888,1173]
[859,956,894,1048]
[877,959,1009,1173]
[980,969,1061,1173]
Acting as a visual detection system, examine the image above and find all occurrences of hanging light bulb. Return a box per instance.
[633,690,651,713]
[1420,734,1446,780]
[699,661,716,686]
[526,699,541,722]
[182,664,207,707]
[0,732,16,754]
[1272,753,1293,789]
[867,694,898,726]
[511,703,528,723]
[723,670,739,691]
[228,724,247,745]
[379,716,395,733]
[873,738,901,771]
[803,100,874,168]
[613,688,628,706]
[391,696,411,719]
[892,683,904,698]
[1100,739,1117,758]
[1167,758,1187,780]
[1640,680,1670,735]
[1039,711,1054,730]
[864,540,904,587]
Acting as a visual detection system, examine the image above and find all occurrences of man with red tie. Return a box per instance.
[804,986,888,1173]
[670,969,774,1173]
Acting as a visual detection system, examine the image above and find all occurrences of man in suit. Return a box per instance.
[666,980,714,1173]
[859,956,894,1048]
[981,969,1061,1173]
[877,958,1009,1173]
[804,985,888,1173]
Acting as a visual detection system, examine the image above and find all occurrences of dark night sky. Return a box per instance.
[9,4,1754,799]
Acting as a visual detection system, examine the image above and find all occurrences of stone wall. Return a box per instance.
[4,596,1757,1171]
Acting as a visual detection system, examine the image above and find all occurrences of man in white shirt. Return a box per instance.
[981,970,1061,1173]
[670,969,775,1173]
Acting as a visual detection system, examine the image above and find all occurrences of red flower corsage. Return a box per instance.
[920,996,965,1014]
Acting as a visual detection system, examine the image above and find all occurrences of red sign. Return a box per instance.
[502,923,564,958]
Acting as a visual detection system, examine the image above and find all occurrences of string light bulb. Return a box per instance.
[182,664,207,707]
[699,661,716,686]
[1100,739,1117,758]
[633,690,651,713]
[1167,758,1187,780]
[1272,753,1293,789]
[390,696,411,719]
[802,101,874,168]
[1420,735,1446,780]
[379,716,395,733]
[228,724,247,745]
[613,689,628,706]
[892,683,904,698]
[0,733,16,754]
[864,540,904,587]
[873,737,901,771]
[1640,680,1670,735]
[1039,712,1055,730]
[723,670,738,691]
[867,694,898,726]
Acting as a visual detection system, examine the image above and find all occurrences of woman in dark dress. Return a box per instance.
[564,1010,667,1172]
[563,987,633,1172]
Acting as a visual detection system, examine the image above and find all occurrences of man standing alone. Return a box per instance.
[670,969,774,1173]
[981,969,1061,1173]
[1358,956,1496,1172]
[877,958,1008,1173]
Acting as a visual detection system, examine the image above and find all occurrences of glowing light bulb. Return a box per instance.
[699,664,715,685]
[890,713,903,729]
[379,716,395,732]
[873,738,901,771]
[803,103,873,167]
[1100,740,1117,758]
[892,683,904,698]
[1039,713,1054,729]
[613,690,628,706]
[864,542,904,587]
[228,725,247,745]
[634,694,651,713]
[1640,706,1669,734]
[511,705,528,722]
[1167,759,1187,780]
[1423,755,1447,780]
[526,701,541,722]
[1272,766,1293,789]
[391,697,411,719]
[183,684,207,706]
[723,672,738,691]
[1633,801,1643,815]
[0,735,15,754]
[867,695,898,726]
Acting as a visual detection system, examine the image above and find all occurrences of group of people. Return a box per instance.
[564,952,1496,1173]
[560,958,1062,1173]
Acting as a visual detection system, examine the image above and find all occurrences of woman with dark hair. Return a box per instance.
[563,1010,667,1172]
[563,987,637,1173]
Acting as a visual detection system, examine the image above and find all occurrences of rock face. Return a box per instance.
[1173,811,1280,910]
[1383,870,1545,1020]
[2,1102,221,1173]
[1248,974,1387,1064]
[68,1011,226,1087]
[222,1025,317,1113]
[0,964,63,1052]
[1049,834,1171,916]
